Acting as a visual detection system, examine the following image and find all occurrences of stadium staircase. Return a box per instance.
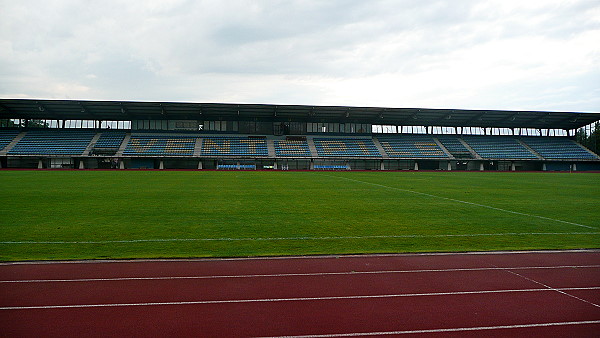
[193,138,203,157]
[371,138,390,159]
[0,131,25,155]
[306,137,319,157]
[266,139,276,158]
[516,139,544,160]
[83,132,102,155]
[115,133,131,156]
[458,138,482,159]
[432,137,455,159]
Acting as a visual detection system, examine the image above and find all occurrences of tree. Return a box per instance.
[0,119,17,127]
[577,123,600,154]
[26,119,49,128]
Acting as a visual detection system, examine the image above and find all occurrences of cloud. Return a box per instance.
[0,0,598,112]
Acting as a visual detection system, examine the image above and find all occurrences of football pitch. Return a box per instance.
[0,170,598,261]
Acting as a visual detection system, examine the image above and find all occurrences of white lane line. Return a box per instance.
[324,174,597,230]
[503,269,600,308]
[258,320,600,337]
[2,265,599,284]
[1,287,599,310]
[1,232,598,244]
[2,249,598,266]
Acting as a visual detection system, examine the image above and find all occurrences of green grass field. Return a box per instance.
[1,170,598,261]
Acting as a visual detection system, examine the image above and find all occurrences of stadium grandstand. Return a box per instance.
[0,98,599,171]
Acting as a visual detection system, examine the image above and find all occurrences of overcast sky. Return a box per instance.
[1,0,599,112]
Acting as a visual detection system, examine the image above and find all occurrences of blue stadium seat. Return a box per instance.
[377,135,448,158]
[94,131,127,149]
[274,139,311,157]
[8,130,96,155]
[0,130,19,151]
[124,134,196,156]
[521,137,598,160]
[436,135,473,158]
[314,164,347,170]
[202,137,268,156]
[462,136,537,159]
[217,164,256,170]
[314,138,380,157]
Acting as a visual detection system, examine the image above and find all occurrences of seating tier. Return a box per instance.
[124,135,195,156]
[378,135,448,158]
[274,139,311,157]
[95,131,127,148]
[9,130,95,155]
[0,130,19,151]
[202,137,268,156]
[436,136,472,158]
[462,136,537,159]
[314,138,380,157]
[522,137,597,160]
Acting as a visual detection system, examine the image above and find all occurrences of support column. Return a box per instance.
[159,160,164,170]
[511,162,516,171]
[414,162,419,171]
[197,161,203,170]
[479,162,484,171]
[79,160,85,169]
[38,159,43,169]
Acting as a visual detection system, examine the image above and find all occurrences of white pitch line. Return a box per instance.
[1,287,599,310]
[2,265,599,284]
[1,232,598,245]
[1,249,598,266]
[502,269,600,308]
[324,174,598,230]
[258,320,600,337]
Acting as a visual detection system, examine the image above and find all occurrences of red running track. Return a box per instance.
[1,250,599,337]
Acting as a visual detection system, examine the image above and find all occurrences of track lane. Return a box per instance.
[1,290,600,337]
[2,250,599,281]
[0,251,598,337]
[0,269,565,307]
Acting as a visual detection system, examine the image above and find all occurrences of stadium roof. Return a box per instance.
[1,98,599,130]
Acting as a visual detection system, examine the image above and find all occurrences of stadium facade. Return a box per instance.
[1,99,599,171]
